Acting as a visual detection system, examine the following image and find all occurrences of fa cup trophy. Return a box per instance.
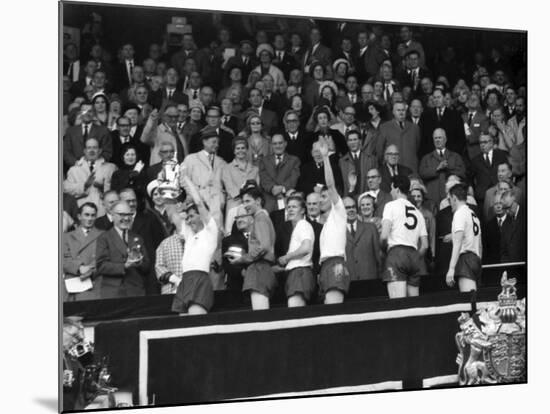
[158,159,182,200]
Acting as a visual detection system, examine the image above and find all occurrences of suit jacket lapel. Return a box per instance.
[110,227,128,256]
[354,222,365,244]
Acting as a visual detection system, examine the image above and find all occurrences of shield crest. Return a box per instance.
[484,332,526,382]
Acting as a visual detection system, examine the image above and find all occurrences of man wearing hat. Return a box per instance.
[179,129,227,227]
[189,106,235,162]
[251,43,287,94]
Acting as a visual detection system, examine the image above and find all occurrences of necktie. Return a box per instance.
[177,122,183,131]
[277,51,282,60]
[67,62,73,77]
[399,121,404,130]
[384,84,390,101]
[128,61,134,83]
[89,160,95,172]
[193,90,198,99]
[168,90,173,100]
[468,112,474,126]
[439,150,444,158]
[291,134,296,141]
[344,127,349,136]
[209,153,214,168]
[223,116,228,124]
[485,153,491,167]
[122,230,128,245]
[350,222,356,237]
[393,166,398,176]
[276,155,282,165]
[497,217,503,228]
[437,108,442,121]
[243,57,249,66]
[83,124,89,139]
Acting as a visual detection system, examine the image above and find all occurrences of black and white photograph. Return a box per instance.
[2,0,539,412]
[57,0,532,411]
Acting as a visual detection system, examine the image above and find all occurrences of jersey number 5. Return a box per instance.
[404,206,418,230]
[471,212,480,236]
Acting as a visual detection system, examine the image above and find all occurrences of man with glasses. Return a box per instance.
[141,104,188,165]
[259,134,301,212]
[379,144,412,193]
[96,200,150,298]
[363,168,393,218]
[281,110,310,161]
[111,116,144,168]
[331,105,360,137]
[469,133,508,206]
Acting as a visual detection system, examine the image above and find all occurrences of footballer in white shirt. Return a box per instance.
[380,175,428,299]
[446,183,482,292]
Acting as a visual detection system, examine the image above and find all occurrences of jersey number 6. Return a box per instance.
[471,212,480,236]
[404,206,418,230]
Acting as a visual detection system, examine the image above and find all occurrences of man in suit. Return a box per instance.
[114,43,137,93]
[224,39,257,83]
[331,105,361,137]
[95,200,150,298]
[469,133,509,205]
[379,144,413,193]
[500,189,526,262]
[69,60,96,97]
[289,32,307,69]
[400,26,426,68]
[328,22,363,54]
[259,134,301,212]
[149,67,189,110]
[63,202,103,301]
[420,89,466,157]
[281,110,310,160]
[397,50,430,97]
[180,130,227,226]
[64,104,113,168]
[140,104,188,165]
[95,190,119,231]
[302,26,332,73]
[305,192,323,275]
[272,33,297,81]
[63,137,118,217]
[482,192,509,264]
[119,188,164,295]
[343,197,380,280]
[339,129,378,196]
[63,42,81,83]
[110,116,149,168]
[463,93,489,160]
[170,33,198,77]
[483,162,523,221]
[408,98,423,127]
[336,75,360,112]
[363,168,393,217]
[220,98,240,136]
[355,30,386,85]
[260,74,287,119]
[183,71,202,107]
[242,88,279,135]
[222,205,252,296]
[297,146,344,196]
[332,37,355,71]
[419,128,466,207]
[189,106,235,162]
[377,102,421,173]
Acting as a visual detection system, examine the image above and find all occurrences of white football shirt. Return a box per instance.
[180,217,219,273]
[382,198,427,249]
[286,219,314,270]
[320,197,347,263]
[452,204,482,257]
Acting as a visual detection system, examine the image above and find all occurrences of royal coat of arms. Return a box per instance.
[455,272,526,385]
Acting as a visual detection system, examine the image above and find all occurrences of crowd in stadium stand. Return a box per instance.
[62,12,526,313]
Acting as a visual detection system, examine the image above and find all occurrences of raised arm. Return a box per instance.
[180,172,211,224]
[317,137,339,204]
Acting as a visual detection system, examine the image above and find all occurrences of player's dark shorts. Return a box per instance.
[285,266,316,301]
[455,251,482,282]
[242,260,277,297]
[318,256,350,296]
[382,245,421,287]
[172,271,214,313]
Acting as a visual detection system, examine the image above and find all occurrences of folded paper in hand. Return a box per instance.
[64,274,93,293]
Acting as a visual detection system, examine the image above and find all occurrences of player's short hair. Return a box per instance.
[78,202,98,214]
[391,175,411,194]
[345,129,361,141]
[287,194,305,210]
[449,183,468,201]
